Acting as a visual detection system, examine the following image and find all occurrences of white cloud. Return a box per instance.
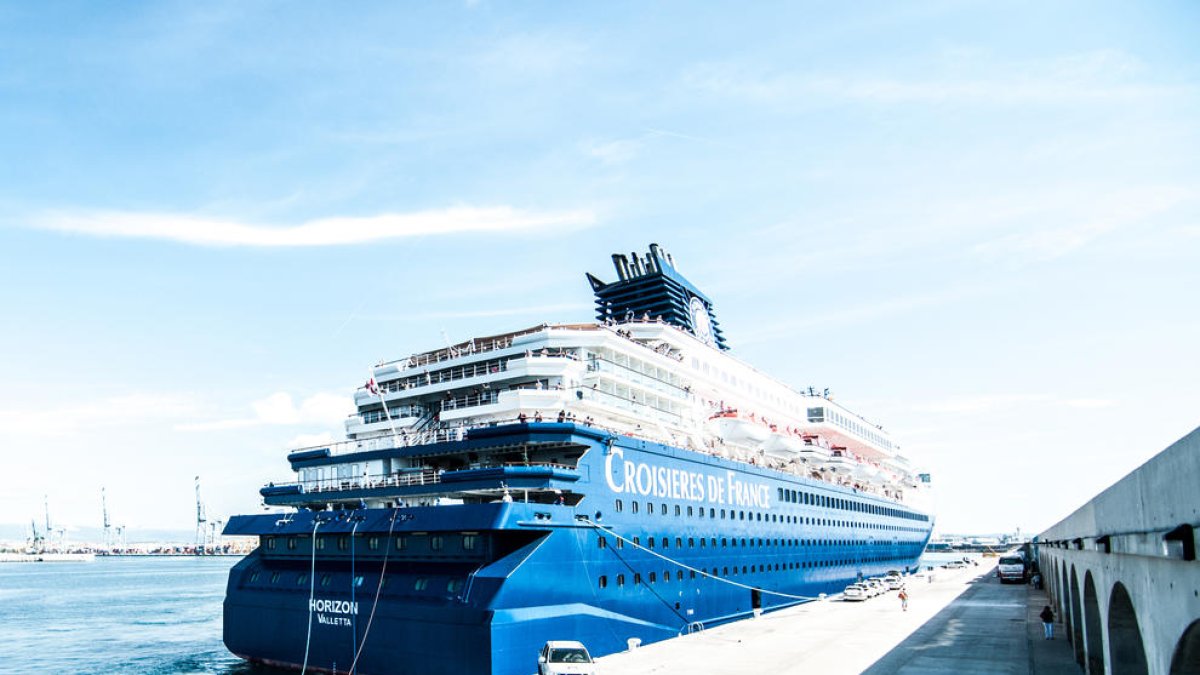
[913,393,1116,415]
[683,50,1188,106]
[286,432,337,449]
[176,392,353,432]
[0,394,197,437]
[582,138,643,165]
[33,206,597,247]
[972,186,1192,260]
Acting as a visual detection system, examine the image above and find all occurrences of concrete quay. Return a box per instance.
[597,562,1081,674]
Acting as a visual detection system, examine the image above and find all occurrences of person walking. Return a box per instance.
[898,588,908,611]
[1040,605,1055,639]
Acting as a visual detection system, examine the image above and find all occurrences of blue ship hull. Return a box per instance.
[223,424,932,674]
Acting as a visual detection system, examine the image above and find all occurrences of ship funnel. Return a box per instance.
[612,254,630,281]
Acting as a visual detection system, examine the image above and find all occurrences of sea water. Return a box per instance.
[0,556,278,674]
[1,551,983,672]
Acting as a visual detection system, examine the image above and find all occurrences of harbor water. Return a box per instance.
[0,556,277,674]
[3,552,982,672]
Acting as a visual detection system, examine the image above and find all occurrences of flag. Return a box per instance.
[366,377,379,395]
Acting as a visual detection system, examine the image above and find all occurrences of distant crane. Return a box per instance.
[195,476,208,549]
[28,518,44,553]
[102,487,112,548]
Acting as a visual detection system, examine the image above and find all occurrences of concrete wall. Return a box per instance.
[1038,426,1200,675]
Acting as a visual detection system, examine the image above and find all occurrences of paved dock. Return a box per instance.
[597,562,1081,674]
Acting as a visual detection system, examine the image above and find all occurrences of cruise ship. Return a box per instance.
[222,244,935,675]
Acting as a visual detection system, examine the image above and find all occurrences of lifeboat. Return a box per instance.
[822,447,856,474]
[762,433,804,460]
[708,409,771,445]
[795,436,832,464]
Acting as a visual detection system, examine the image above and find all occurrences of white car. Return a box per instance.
[885,575,904,591]
[538,640,597,675]
[843,583,869,601]
[865,578,887,596]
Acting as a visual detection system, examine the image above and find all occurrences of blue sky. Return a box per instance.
[1,1,1197,539]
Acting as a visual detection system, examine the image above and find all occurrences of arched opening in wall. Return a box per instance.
[1171,620,1200,674]
[1084,571,1105,674]
[1060,562,1070,626]
[1070,566,1084,665]
[1108,582,1148,675]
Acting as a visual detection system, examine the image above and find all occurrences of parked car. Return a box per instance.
[884,575,905,591]
[865,578,887,595]
[997,556,1027,584]
[538,641,597,675]
[843,583,870,602]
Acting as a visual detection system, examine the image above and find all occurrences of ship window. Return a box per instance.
[662,570,670,583]
[634,573,642,585]
[647,538,654,549]
[688,537,694,548]
[320,574,331,587]
[462,535,477,551]
[677,570,684,581]
[700,538,706,548]
[394,535,407,550]
[338,537,349,551]
[617,574,625,587]
[778,488,784,500]
[598,536,607,549]
[649,572,657,583]
[661,537,669,548]
[709,508,715,518]
[414,578,428,591]
[720,509,726,519]
[631,502,639,514]
[287,538,297,551]
[249,572,260,583]
[676,537,682,548]
[675,505,681,516]
[270,572,280,583]
[430,536,444,551]
[615,499,623,512]
[265,537,276,550]
[633,537,640,546]
[646,502,652,515]
[368,537,380,551]
[722,567,729,576]
[616,538,624,549]
[598,576,608,589]
[316,537,326,551]
[295,572,308,585]
[355,575,365,587]
[721,538,727,547]
[688,506,694,517]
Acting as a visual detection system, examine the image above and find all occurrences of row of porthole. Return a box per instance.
[264,533,479,553]
[247,569,465,595]
[595,555,908,590]
[775,487,928,523]
[597,534,925,552]
[612,500,926,534]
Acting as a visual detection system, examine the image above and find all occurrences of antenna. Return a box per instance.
[44,494,51,534]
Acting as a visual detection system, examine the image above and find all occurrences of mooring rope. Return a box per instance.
[347,509,401,675]
[300,518,323,675]
[578,517,824,602]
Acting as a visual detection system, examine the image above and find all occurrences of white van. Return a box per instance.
[997,555,1026,583]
